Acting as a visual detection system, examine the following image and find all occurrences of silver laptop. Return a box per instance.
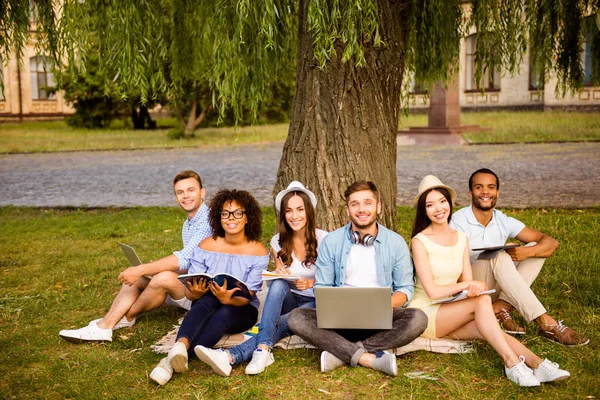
[119,242,143,266]
[314,287,393,329]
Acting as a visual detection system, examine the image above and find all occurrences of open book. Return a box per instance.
[261,271,300,281]
[177,272,252,300]
[431,289,496,305]
[472,244,520,260]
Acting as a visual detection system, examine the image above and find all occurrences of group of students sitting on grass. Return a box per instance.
[59,169,589,387]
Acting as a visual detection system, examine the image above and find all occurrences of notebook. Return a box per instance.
[314,287,393,329]
[119,242,143,266]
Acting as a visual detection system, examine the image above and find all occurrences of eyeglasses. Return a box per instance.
[220,209,246,219]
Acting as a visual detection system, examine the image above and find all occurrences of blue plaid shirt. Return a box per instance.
[173,202,212,270]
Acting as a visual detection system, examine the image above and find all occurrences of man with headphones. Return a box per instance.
[288,181,427,376]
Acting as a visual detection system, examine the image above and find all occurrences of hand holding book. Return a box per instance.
[178,272,252,300]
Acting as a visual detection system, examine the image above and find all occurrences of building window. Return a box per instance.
[465,34,501,92]
[582,31,594,86]
[408,72,428,95]
[529,57,545,90]
[30,56,55,100]
[29,0,39,22]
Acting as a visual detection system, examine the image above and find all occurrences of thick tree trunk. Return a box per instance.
[275,0,411,231]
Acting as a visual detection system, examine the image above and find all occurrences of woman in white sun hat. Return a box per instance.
[196,181,328,376]
[408,175,570,387]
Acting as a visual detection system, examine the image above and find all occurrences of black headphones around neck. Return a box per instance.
[350,231,376,247]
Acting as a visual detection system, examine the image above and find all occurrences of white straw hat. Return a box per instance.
[413,175,457,207]
[274,181,317,212]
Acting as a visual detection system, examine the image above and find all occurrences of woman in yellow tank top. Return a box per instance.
[408,175,569,387]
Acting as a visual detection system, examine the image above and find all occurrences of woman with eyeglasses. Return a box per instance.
[195,181,327,376]
[150,189,269,386]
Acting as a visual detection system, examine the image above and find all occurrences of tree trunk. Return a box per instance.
[183,100,212,137]
[274,0,411,231]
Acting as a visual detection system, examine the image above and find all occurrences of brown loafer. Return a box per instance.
[495,308,526,335]
[539,321,590,347]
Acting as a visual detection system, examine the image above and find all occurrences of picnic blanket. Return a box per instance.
[150,283,474,355]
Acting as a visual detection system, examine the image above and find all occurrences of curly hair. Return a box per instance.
[209,189,262,242]
[411,187,454,238]
[277,191,318,268]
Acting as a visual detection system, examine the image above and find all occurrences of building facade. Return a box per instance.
[408,25,600,111]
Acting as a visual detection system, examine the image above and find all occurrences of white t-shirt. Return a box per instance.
[343,244,379,287]
[270,229,328,297]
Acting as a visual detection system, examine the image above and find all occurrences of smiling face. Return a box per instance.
[425,190,451,225]
[284,194,307,233]
[469,172,499,211]
[346,190,381,230]
[220,200,247,235]
[174,177,205,217]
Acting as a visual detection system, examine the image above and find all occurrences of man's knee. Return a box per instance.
[493,251,517,270]
[288,308,315,335]
[396,308,428,336]
[147,271,181,290]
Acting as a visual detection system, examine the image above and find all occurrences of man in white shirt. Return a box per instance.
[288,181,427,376]
[59,170,212,343]
[450,168,588,347]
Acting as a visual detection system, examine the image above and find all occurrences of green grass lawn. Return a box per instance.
[399,111,600,144]
[1,111,598,153]
[0,119,289,154]
[1,206,598,399]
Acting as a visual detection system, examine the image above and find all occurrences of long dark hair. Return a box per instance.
[209,189,262,242]
[277,191,318,267]
[411,188,454,238]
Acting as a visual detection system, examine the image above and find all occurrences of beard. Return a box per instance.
[472,195,497,211]
[349,213,377,230]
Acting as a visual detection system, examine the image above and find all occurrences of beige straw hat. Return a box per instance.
[413,175,457,207]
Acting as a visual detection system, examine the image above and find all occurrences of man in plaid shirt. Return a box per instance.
[60,170,212,343]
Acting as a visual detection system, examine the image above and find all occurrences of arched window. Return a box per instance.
[465,34,501,91]
[30,56,55,100]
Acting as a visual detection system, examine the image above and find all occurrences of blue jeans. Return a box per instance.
[176,295,258,358]
[228,279,315,364]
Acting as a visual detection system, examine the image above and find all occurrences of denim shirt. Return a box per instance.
[314,222,414,306]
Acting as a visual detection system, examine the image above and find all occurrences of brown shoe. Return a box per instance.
[495,307,526,335]
[539,321,590,347]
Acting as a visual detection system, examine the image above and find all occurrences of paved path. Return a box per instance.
[1,142,599,208]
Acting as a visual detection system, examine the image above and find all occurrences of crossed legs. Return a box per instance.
[96,271,187,329]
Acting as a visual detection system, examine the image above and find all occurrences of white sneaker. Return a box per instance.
[320,351,345,373]
[194,345,232,377]
[114,316,136,330]
[168,342,189,373]
[505,356,541,387]
[245,348,275,375]
[89,316,136,330]
[533,359,570,383]
[59,321,112,343]
[371,351,398,377]
[149,357,173,386]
